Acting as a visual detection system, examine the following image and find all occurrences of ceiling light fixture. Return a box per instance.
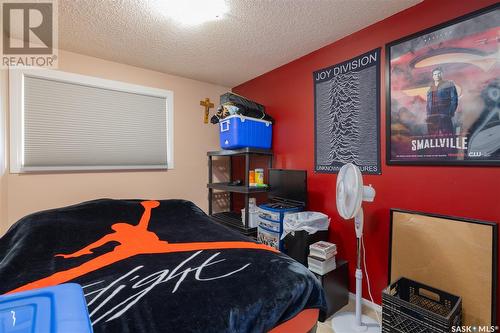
[154,0,229,26]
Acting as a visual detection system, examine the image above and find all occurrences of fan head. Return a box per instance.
[336,163,363,219]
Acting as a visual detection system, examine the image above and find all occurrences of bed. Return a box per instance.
[0,199,326,332]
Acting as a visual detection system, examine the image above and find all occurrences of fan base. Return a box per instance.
[331,312,380,333]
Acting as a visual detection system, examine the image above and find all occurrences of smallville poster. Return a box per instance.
[388,6,499,164]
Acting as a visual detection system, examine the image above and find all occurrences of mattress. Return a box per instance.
[0,199,326,332]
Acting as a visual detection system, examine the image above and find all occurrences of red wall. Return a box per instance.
[233,0,500,314]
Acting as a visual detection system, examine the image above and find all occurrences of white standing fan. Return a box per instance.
[331,163,380,333]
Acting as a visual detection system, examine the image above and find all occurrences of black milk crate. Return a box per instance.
[382,277,462,333]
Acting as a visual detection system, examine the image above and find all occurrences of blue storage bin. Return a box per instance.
[257,204,302,251]
[219,115,272,149]
[0,283,92,333]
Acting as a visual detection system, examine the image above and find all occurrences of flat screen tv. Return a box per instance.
[268,169,307,206]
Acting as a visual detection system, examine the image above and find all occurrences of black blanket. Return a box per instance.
[0,199,326,332]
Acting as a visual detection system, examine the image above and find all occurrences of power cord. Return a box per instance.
[361,236,381,325]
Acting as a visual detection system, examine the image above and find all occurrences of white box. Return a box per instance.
[309,241,337,260]
[241,207,259,228]
[308,256,336,275]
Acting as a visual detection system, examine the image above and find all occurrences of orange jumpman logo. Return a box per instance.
[7,201,277,295]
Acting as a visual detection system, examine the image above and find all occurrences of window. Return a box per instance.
[9,68,174,172]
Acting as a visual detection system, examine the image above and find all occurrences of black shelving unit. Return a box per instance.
[207,148,273,236]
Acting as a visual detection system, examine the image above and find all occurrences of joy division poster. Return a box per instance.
[314,48,381,174]
[387,4,499,165]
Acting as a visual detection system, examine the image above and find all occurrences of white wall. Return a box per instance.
[0,50,229,235]
[0,70,6,234]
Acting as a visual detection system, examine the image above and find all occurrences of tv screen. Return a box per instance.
[268,169,307,205]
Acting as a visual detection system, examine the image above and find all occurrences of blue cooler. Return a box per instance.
[219,115,272,149]
[0,283,92,333]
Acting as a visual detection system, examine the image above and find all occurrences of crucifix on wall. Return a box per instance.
[200,98,214,124]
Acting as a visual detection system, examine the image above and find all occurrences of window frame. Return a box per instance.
[9,68,174,173]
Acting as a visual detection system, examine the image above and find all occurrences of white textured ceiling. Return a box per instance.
[59,0,422,87]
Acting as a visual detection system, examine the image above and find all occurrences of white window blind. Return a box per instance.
[10,69,174,172]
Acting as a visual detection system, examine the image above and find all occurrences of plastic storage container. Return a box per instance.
[219,115,272,149]
[254,168,264,185]
[0,283,93,333]
[257,203,302,251]
[382,277,462,333]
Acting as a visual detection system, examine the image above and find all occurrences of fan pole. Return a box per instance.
[356,237,363,328]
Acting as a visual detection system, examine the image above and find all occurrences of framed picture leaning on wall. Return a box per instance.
[386,4,499,165]
[389,209,497,326]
